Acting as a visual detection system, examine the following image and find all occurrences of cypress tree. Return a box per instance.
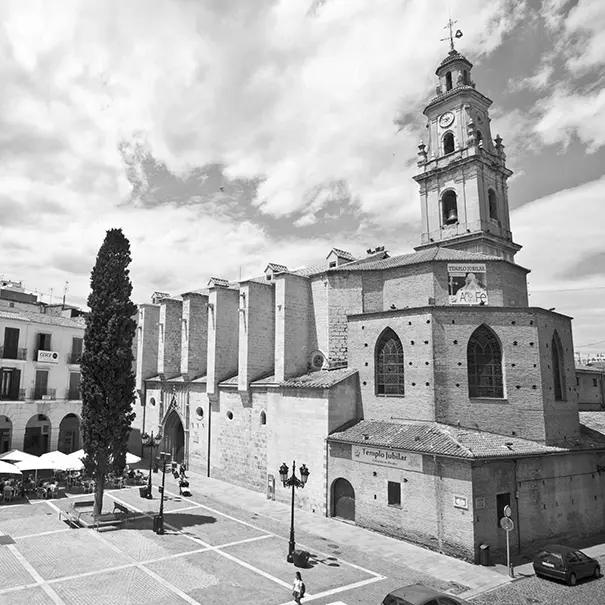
[80,228,137,515]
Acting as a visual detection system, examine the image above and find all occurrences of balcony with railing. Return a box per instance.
[30,388,57,400]
[0,346,28,360]
[67,388,81,401]
[67,352,82,365]
[0,389,26,401]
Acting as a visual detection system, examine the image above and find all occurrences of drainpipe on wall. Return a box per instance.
[207,397,211,478]
[325,438,329,518]
[140,382,147,459]
[513,458,521,555]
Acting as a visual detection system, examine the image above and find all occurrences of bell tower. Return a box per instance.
[413,22,521,261]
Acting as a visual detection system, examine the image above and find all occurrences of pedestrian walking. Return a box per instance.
[292,571,305,604]
[179,462,187,479]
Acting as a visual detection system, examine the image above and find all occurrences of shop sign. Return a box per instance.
[352,445,423,472]
[448,264,488,305]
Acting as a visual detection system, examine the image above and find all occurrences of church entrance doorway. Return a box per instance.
[332,478,355,522]
[163,410,185,464]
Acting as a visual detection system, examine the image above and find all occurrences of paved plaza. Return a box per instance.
[0,471,518,604]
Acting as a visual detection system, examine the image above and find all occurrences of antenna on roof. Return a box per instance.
[49,288,53,305]
[62,281,69,309]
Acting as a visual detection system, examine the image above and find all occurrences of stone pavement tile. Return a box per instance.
[15,531,132,581]
[97,522,202,562]
[51,565,191,605]
[106,487,195,515]
[164,508,269,546]
[0,585,56,605]
[145,549,288,605]
[0,504,65,537]
[221,535,376,593]
[0,547,35,590]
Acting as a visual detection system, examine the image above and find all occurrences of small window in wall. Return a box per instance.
[260,411,267,425]
[462,69,468,84]
[445,71,453,91]
[476,130,483,145]
[443,132,455,155]
[226,411,233,420]
[329,261,337,268]
[594,378,599,388]
[387,481,401,506]
[195,406,204,420]
[488,189,498,221]
[37,333,52,351]
[149,397,156,407]
[576,377,580,387]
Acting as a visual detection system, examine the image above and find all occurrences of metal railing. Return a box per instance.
[0,346,28,360]
[67,352,82,364]
[30,388,57,400]
[0,389,26,401]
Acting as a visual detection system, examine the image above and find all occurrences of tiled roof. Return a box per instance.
[330,247,503,272]
[207,277,230,288]
[218,374,239,387]
[580,412,605,434]
[265,263,289,273]
[0,309,85,329]
[328,248,356,261]
[251,368,358,389]
[576,364,605,374]
[329,419,605,459]
[438,50,472,69]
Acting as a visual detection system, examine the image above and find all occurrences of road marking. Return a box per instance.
[13,528,73,540]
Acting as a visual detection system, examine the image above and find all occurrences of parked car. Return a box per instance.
[381,584,470,605]
[533,544,601,586]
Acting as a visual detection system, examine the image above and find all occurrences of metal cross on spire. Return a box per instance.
[441,18,463,51]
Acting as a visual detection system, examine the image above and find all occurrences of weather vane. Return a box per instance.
[441,17,463,51]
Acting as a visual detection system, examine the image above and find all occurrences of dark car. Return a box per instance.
[533,544,601,586]
[381,584,470,605]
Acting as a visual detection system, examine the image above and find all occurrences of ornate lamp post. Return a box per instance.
[279,460,310,562]
[141,430,162,499]
[155,451,171,535]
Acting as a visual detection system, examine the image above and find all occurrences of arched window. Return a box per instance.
[476,130,483,144]
[552,331,565,400]
[488,189,498,221]
[446,71,453,91]
[442,190,458,225]
[463,70,468,84]
[375,328,404,396]
[443,132,455,155]
[467,325,504,398]
[260,411,267,425]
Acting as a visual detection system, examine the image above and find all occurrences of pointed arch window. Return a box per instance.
[476,130,483,145]
[552,331,565,400]
[467,325,504,398]
[443,132,455,155]
[446,71,453,91]
[488,188,498,221]
[375,328,405,396]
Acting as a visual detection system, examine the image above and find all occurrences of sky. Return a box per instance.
[0,0,604,353]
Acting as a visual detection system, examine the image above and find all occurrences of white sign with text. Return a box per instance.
[352,446,423,472]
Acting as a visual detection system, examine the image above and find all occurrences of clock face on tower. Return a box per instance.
[439,112,455,128]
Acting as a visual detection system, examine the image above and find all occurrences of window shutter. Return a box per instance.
[9,369,20,400]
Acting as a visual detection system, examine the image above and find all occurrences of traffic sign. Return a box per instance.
[500,517,514,531]
[503,505,512,518]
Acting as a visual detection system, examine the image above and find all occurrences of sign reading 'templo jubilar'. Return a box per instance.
[352,446,423,473]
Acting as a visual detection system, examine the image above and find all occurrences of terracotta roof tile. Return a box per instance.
[328,248,356,261]
[251,368,357,389]
[265,263,289,273]
[0,309,85,329]
[329,420,605,458]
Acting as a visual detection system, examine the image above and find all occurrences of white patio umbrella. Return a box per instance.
[39,451,81,471]
[0,460,22,476]
[15,456,59,483]
[68,449,141,465]
[0,449,39,463]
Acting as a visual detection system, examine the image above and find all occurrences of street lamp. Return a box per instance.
[141,431,162,499]
[154,451,171,535]
[279,460,310,562]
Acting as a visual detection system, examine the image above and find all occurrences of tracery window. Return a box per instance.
[552,331,565,400]
[467,325,504,398]
[375,328,405,396]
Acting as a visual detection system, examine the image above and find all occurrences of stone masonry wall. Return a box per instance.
[310,277,329,360]
[158,299,182,378]
[275,274,311,381]
[327,273,363,365]
[239,281,275,390]
[328,442,475,560]
[135,305,159,390]
[181,293,208,380]
[206,287,239,395]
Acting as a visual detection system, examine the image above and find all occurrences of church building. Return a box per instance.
[131,45,605,564]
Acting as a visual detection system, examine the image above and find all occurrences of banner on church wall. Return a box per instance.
[352,445,423,473]
[447,264,488,305]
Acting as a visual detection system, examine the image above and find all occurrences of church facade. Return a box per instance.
[131,48,605,563]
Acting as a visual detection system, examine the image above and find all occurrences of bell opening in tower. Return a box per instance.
[445,71,453,91]
[443,132,455,155]
[442,191,458,226]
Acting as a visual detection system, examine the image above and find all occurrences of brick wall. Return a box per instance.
[275,274,311,381]
[327,273,362,365]
[327,443,475,560]
[157,299,182,378]
[239,281,275,390]
[310,277,328,358]
[181,293,208,380]
[577,371,605,409]
[206,287,239,394]
[187,386,210,475]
